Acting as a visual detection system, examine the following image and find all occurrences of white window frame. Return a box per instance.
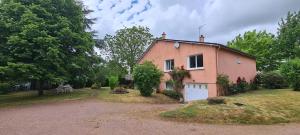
[187,54,204,70]
[164,59,174,72]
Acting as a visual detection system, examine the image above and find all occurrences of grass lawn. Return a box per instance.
[96,87,176,104]
[0,87,176,108]
[0,88,96,108]
[161,89,300,124]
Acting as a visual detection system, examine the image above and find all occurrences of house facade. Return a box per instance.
[138,33,256,101]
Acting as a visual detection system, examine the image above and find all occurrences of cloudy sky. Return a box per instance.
[83,0,300,44]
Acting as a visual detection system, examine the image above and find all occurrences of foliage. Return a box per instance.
[102,26,154,73]
[0,82,11,94]
[277,11,300,60]
[280,58,300,91]
[236,77,248,92]
[216,74,230,95]
[0,0,99,95]
[133,61,163,97]
[207,97,226,105]
[228,30,279,71]
[162,90,182,100]
[168,66,191,97]
[108,76,119,90]
[91,82,101,89]
[261,71,287,89]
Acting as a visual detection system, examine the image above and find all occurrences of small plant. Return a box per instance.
[91,82,101,89]
[162,90,182,100]
[133,61,163,97]
[280,58,300,91]
[261,71,287,89]
[108,76,119,90]
[111,87,129,94]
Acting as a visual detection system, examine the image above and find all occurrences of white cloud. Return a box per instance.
[84,0,300,44]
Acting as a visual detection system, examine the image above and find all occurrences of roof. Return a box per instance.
[137,39,256,63]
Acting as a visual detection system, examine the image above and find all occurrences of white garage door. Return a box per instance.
[184,83,208,101]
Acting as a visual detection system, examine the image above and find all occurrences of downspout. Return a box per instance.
[216,46,221,96]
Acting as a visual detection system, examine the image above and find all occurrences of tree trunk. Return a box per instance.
[36,80,44,96]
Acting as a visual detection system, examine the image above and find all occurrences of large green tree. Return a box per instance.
[0,0,98,95]
[102,26,153,74]
[277,11,300,60]
[228,30,279,71]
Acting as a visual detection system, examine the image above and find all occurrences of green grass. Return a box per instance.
[0,87,176,108]
[161,89,300,124]
[0,88,97,108]
[97,87,176,104]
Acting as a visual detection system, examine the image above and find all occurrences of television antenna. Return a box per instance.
[198,24,206,37]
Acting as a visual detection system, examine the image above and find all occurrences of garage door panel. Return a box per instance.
[185,83,208,101]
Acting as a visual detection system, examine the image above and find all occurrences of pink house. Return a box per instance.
[138,33,256,101]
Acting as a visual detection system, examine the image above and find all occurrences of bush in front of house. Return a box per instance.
[162,90,182,100]
[217,74,230,95]
[133,61,163,97]
[261,71,287,89]
[280,58,300,91]
[228,77,248,94]
[0,82,11,94]
[108,76,119,90]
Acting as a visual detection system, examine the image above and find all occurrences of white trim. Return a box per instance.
[164,59,174,72]
[187,54,204,69]
[187,67,205,70]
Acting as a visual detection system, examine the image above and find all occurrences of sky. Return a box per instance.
[83,0,300,44]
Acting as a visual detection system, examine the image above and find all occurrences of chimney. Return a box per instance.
[199,35,205,42]
[162,32,166,39]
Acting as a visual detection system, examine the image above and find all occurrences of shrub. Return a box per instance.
[133,61,163,97]
[228,77,250,94]
[91,82,101,89]
[237,77,248,92]
[162,90,182,100]
[168,67,190,93]
[261,71,287,89]
[0,82,11,94]
[217,74,230,95]
[280,58,300,91]
[108,76,119,90]
[207,97,226,105]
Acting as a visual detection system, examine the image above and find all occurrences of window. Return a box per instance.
[165,82,173,90]
[165,59,174,71]
[188,54,203,69]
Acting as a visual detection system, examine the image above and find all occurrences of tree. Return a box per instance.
[133,61,162,97]
[0,0,98,95]
[103,26,153,74]
[228,30,279,71]
[277,11,300,60]
[280,58,300,91]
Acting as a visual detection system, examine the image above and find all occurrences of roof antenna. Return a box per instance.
[198,24,206,37]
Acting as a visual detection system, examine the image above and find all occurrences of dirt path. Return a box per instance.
[0,100,299,135]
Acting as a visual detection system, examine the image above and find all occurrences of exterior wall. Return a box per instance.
[217,49,257,83]
[139,41,218,97]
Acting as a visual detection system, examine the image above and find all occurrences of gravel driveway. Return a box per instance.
[0,100,299,135]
